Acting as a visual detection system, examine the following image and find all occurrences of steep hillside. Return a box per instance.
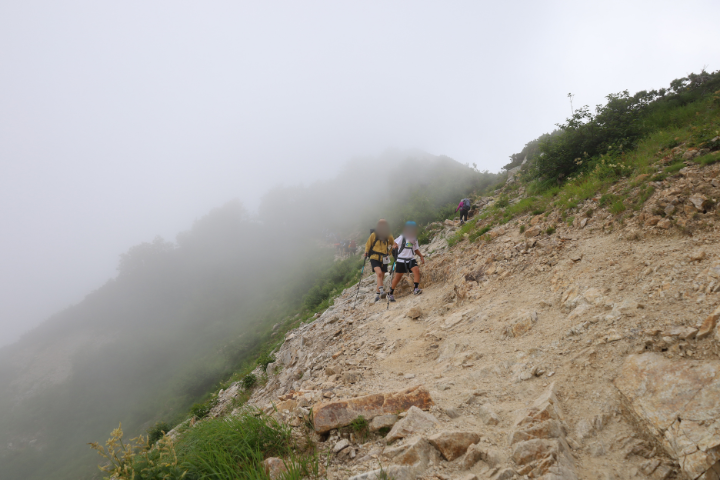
[211,156,720,480]
[95,70,720,480]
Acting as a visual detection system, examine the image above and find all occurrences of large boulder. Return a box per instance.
[312,385,434,433]
[614,353,720,480]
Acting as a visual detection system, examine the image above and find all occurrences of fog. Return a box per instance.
[1,0,719,347]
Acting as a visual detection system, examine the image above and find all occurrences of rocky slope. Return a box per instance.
[204,161,720,480]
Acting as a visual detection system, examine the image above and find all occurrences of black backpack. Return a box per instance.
[462,198,471,209]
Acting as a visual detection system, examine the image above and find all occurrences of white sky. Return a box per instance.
[1,0,719,346]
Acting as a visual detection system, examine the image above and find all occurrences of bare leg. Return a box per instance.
[411,266,421,283]
[374,266,384,291]
[391,272,404,290]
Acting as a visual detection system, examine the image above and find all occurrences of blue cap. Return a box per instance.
[405,221,417,227]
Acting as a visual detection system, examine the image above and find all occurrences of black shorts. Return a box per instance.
[394,259,418,273]
[370,259,388,273]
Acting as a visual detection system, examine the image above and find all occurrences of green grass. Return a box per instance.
[610,201,627,215]
[695,151,720,166]
[94,410,317,480]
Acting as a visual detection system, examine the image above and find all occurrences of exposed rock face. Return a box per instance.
[615,353,720,480]
[312,385,434,433]
[427,431,481,461]
[509,383,577,480]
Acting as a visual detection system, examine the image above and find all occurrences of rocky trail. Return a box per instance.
[204,162,720,480]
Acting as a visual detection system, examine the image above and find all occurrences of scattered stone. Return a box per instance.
[427,431,482,461]
[690,249,707,262]
[689,194,712,212]
[657,218,672,229]
[325,365,341,376]
[456,474,478,480]
[478,404,501,426]
[444,407,461,419]
[312,385,434,433]
[369,414,398,432]
[524,226,541,238]
[698,305,720,339]
[493,468,516,480]
[333,438,350,453]
[384,436,436,469]
[342,371,361,384]
[262,457,287,479]
[506,311,538,337]
[664,326,697,340]
[407,307,423,319]
[640,458,661,476]
[348,465,414,480]
[461,443,503,469]
[386,406,440,442]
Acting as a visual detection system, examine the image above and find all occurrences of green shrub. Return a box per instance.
[190,401,214,419]
[519,225,526,233]
[664,162,686,174]
[545,226,556,235]
[241,373,257,390]
[599,194,620,207]
[175,411,293,479]
[566,216,575,226]
[610,201,627,215]
[147,421,172,446]
[256,352,275,370]
[495,195,510,208]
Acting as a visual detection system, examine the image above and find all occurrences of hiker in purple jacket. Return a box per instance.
[456,198,471,225]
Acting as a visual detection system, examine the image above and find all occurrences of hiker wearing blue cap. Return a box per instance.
[387,221,425,301]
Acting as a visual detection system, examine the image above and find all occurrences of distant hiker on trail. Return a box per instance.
[388,221,425,302]
[364,220,394,303]
[456,198,472,225]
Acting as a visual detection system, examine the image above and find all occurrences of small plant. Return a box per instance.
[610,201,627,215]
[585,208,593,218]
[256,352,275,370]
[566,216,575,226]
[147,421,172,445]
[496,195,510,208]
[519,225,526,233]
[190,397,217,419]
[545,226,556,235]
[242,373,258,390]
[531,209,545,216]
[349,415,369,440]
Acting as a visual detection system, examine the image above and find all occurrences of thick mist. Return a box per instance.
[0,153,493,480]
[2,1,720,346]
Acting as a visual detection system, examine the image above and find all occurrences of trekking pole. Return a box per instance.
[386,261,396,310]
[352,257,368,310]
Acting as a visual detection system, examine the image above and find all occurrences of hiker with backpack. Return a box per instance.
[387,221,425,302]
[364,219,394,303]
[456,198,472,225]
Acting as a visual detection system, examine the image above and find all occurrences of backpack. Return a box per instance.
[462,198,471,209]
[392,235,412,260]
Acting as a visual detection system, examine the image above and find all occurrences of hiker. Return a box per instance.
[364,220,394,302]
[348,239,356,254]
[388,221,425,301]
[456,198,472,225]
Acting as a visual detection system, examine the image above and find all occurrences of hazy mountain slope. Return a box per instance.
[0,153,492,480]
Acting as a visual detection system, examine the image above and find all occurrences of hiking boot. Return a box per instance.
[374,293,381,303]
[387,294,396,302]
[413,288,423,295]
